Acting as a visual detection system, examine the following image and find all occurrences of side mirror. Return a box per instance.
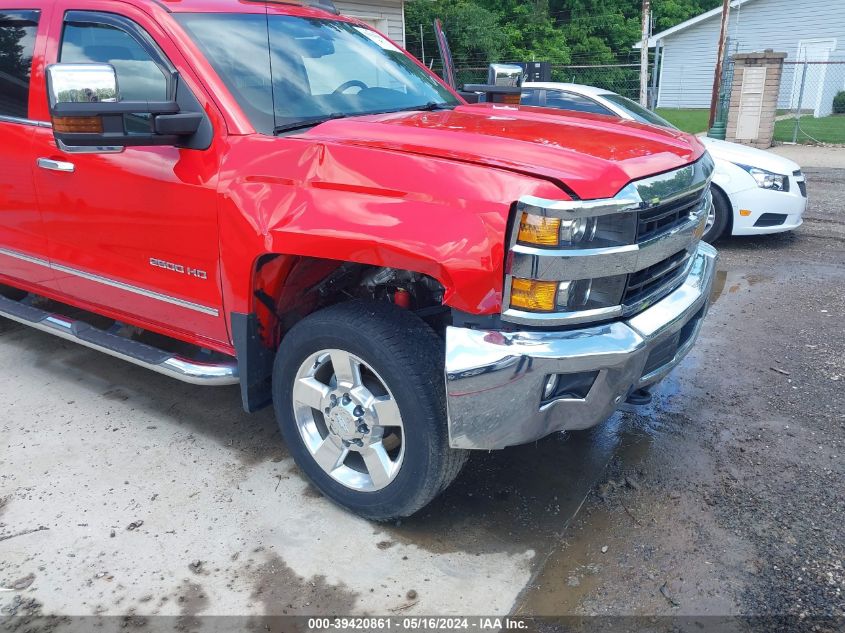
[46,63,202,147]
[487,63,524,88]
[463,63,525,105]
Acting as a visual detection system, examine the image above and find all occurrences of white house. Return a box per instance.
[638,0,845,116]
[336,0,406,46]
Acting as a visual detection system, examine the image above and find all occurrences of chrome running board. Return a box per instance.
[0,294,238,386]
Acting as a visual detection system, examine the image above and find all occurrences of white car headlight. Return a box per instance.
[737,164,788,191]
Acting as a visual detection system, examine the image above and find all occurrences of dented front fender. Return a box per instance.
[217,134,567,317]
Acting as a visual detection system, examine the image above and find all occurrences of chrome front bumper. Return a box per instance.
[445,242,718,450]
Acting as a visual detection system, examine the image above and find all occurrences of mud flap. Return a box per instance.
[231,312,275,413]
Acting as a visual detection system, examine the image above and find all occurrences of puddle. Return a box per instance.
[512,363,744,617]
[384,359,710,561]
[511,418,656,617]
[710,270,772,305]
[384,417,629,556]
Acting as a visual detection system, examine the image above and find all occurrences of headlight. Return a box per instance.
[510,275,626,313]
[737,164,788,191]
[510,201,636,313]
[516,206,635,249]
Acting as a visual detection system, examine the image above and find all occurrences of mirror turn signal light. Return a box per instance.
[52,116,103,134]
[510,278,557,312]
[517,213,561,247]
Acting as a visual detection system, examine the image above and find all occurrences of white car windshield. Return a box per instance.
[176,13,458,134]
[601,93,677,130]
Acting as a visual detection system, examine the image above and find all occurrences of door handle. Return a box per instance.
[37,158,76,173]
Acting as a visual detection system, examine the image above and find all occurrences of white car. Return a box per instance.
[522,82,808,242]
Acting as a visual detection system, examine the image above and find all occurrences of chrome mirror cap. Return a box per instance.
[46,63,119,107]
[487,63,524,87]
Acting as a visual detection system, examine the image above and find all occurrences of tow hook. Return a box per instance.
[625,388,653,406]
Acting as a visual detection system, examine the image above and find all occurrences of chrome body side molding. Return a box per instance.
[0,114,52,128]
[0,246,219,317]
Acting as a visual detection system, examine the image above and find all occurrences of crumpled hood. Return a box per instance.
[303,103,707,200]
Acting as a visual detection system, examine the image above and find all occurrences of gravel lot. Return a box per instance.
[1,165,843,630]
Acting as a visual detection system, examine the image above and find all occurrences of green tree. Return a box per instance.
[405,0,508,64]
[478,0,570,62]
[653,0,722,31]
[405,0,723,84]
[0,20,30,81]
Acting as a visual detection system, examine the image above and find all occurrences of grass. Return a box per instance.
[655,108,711,134]
[652,108,845,144]
[773,114,845,144]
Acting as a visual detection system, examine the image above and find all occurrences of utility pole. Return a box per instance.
[708,0,732,129]
[639,0,650,106]
[650,40,662,109]
[420,24,426,66]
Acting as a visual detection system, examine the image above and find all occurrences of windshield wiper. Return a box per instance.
[273,113,348,135]
[272,103,453,135]
[412,101,455,111]
[386,101,454,114]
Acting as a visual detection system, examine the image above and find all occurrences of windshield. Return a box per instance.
[176,13,459,134]
[600,93,677,130]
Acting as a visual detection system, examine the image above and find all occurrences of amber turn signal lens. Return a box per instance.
[52,116,103,134]
[510,278,558,312]
[518,213,561,247]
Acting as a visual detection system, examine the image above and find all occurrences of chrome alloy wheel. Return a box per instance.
[705,202,717,233]
[292,349,405,492]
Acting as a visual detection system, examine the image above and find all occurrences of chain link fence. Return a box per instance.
[404,29,650,101]
[778,60,845,145]
[441,63,644,98]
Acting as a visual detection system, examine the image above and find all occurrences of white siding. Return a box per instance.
[336,0,405,46]
[657,16,722,108]
[656,0,845,109]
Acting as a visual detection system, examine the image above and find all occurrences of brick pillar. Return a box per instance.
[726,50,786,149]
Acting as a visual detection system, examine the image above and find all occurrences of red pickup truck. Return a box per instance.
[0,0,717,520]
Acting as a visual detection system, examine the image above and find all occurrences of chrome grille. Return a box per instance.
[503,155,714,327]
[636,190,705,242]
[623,249,691,307]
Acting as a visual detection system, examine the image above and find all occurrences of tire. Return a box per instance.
[702,187,731,243]
[272,300,467,521]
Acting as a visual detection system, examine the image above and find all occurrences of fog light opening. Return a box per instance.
[543,374,560,400]
[541,370,600,404]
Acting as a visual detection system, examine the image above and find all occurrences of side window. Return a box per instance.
[0,10,40,119]
[59,19,168,102]
[545,91,615,116]
[520,89,542,107]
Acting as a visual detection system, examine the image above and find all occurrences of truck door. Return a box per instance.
[0,6,56,289]
[31,1,230,348]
